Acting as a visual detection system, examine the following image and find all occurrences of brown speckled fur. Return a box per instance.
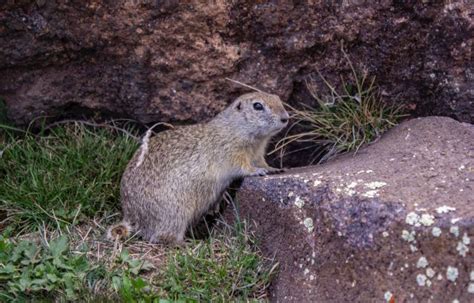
[112,92,289,244]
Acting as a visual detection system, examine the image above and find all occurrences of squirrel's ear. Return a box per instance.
[234,101,242,111]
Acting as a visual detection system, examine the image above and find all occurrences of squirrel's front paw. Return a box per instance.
[250,167,268,176]
[267,167,287,174]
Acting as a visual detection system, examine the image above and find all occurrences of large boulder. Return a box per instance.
[227,117,474,302]
[1,2,473,125]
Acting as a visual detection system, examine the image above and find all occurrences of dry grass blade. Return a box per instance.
[225,78,264,93]
[273,49,406,165]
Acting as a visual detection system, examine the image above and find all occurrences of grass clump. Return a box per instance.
[0,123,138,234]
[159,222,277,302]
[274,51,405,164]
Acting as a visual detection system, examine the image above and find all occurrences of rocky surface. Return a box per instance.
[1,1,473,125]
[226,116,474,302]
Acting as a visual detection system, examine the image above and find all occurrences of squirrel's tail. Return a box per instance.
[107,221,133,242]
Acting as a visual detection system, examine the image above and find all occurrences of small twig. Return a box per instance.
[111,238,121,260]
[0,144,8,158]
[225,78,264,93]
[140,248,154,260]
[33,202,70,225]
[97,241,101,262]
[80,227,93,248]
[26,115,53,134]
[75,226,87,243]
[0,123,27,133]
[105,212,121,219]
[51,210,63,235]
[123,231,140,244]
[92,217,104,231]
[71,204,82,227]
[41,222,50,247]
[65,224,71,236]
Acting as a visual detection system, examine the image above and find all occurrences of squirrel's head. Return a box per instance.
[228,92,289,138]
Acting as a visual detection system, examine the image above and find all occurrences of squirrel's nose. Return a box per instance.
[280,112,290,124]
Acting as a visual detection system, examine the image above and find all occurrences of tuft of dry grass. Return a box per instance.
[273,50,405,165]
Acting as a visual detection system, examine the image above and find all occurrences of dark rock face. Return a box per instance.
[1,1,473,125]
[226,117,474,302]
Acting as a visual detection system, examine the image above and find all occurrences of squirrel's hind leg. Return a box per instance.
[148,225,187,247]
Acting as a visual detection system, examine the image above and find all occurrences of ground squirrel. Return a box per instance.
[108,92,289,244]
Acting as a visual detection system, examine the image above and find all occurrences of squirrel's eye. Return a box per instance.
[253,102,264,111]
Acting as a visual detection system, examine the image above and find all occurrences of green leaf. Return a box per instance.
[0,263,15,274]
[48,235,69,257]
[31,278,48,286]
[120,275,133,301]
[141,260,155,272]
[131,277,147,290]
[18,277,31,291]
[120,249,130,262]
[112,275,122,290]
[20,259,31,266]
[128,260,142,275]
[46,273,58,283]
[65,287,77,300]
[0,237,10,252]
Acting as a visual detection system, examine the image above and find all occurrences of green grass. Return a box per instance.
[159,222,277,302]
[0,123,139,234]
[273,50,405,164]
